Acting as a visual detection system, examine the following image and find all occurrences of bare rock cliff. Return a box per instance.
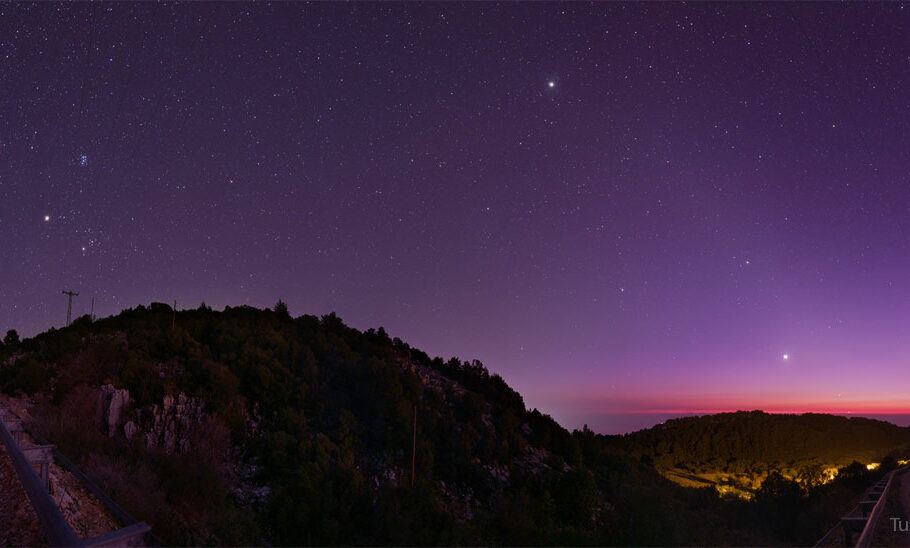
[95,384,129,437]
[95,385,206,454]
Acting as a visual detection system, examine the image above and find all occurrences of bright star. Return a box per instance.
[548,81,555,88]
[783,354,789,360]
[44,215,50,222]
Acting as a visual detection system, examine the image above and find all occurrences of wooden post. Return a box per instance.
[411,404,417,487]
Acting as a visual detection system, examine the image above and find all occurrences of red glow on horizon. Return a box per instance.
[530,386,910,418]
[600,399,910,416]
[607,407,910,416]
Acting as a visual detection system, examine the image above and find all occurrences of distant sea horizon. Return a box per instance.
[566,412,910,435]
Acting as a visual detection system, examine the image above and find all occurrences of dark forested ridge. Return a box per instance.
[0,303,906,545]
[607,411,910,485]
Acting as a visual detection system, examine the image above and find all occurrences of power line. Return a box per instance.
[61,290,79,327]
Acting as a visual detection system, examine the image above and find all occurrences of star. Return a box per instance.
[783,354,789,361]
[44,215,50,222]
[79,154,88,166]
[548,81,555,88]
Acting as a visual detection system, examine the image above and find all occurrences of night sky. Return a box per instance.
[3,3,910,433]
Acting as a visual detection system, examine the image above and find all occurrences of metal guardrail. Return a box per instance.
[855,468,898,547]
[813,469,901,548]
[0,404,152,546]
[15,411,148,531]
[0,411,80,546]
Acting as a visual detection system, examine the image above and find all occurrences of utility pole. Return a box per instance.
[62,290,79,326]
[172,300,177,330]
[90,297,95,322]
[411,404,417,487]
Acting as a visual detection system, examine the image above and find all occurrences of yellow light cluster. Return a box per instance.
[866,463,879,470]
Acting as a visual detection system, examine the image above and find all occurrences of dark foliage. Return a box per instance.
[3,329,19,347]
[605,410,910,476]
[0,305,899,545]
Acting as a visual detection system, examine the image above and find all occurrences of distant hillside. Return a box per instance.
[0,304,900,545]
[603,411,910,490]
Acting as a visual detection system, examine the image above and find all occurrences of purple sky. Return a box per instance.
[3,3,910,433]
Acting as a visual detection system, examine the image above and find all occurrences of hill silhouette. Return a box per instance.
[603,410,910,495]
[612,410,910,470]
[0,303,905,545]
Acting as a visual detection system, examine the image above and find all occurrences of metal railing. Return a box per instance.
[0,413,79,546]
[813,468,901,548]
[0,404,151,546]
[12,409,149,531]
[855,468,898,547]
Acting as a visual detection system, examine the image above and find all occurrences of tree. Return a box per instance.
[554,469,599,526]
[880,455,898,472]
[3,329,19,347]
[755,471,804,539]
[274,299,290,317]
[756,471,802,503]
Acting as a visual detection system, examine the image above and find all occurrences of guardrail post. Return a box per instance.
[23,445,55,491]
[2,418,23,444]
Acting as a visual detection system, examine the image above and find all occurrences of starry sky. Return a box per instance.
[3,3,910,434]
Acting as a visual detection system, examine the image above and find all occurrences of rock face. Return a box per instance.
[123,421,138,441]
[94,385,205,454]
[143,392,205,454]
[226,459,271,506]
[95,385,129,437]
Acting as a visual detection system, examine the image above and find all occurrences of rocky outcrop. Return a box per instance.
[95,385,205,454]
[225,458,271,506]
[402,360,467,399]
[223,405,270,507]
[95,385,129,437]
[143,392,205,454]
[517,445,554,475]
[49,460,119,539]
[123,421,138,441]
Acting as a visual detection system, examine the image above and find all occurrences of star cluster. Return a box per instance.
[2,3,910,432]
